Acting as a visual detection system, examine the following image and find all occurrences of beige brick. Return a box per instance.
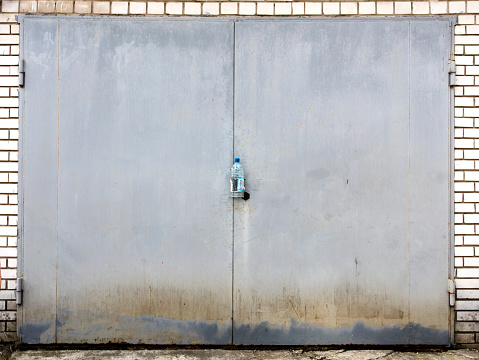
[456,333,475,344]
[111,1,128,14]
[457,25,467,35]
[395,1,411,14]
[38,1,55,13]
[2,1,19,12]
[358,2,375,14]
[19,1,37,13]
[305,2,321,14]
[292,2,304,15]
[275,3,291,15]
[184,2,201,14]
[239,2,255,15]
[377,2,393,14]
[0,25,10,35]
[203,2,219,14]
[147,2,164,14]
[430,1,447,14]
[130,2,146,13]
[166,2,182,14]
[450,1,466,14]
[456,36,479,45]
[57,1,73,13]
[93,1,110,14]
[221,2,237,14]
[74,1,91,13]
[257,2,273,14]
[340,2,357,14]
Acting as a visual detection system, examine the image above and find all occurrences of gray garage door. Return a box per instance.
[19,17,453,345]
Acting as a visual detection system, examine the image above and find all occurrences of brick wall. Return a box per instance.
[0,0,477,346]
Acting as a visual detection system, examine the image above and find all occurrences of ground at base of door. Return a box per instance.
[4,349,479,360]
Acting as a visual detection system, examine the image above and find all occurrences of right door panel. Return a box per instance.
[233,19,451,345]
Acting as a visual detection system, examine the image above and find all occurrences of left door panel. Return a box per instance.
[20,18,234,344]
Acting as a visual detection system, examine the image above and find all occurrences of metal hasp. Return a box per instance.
[19,16,454,346]
[449,60,456,86]
[18,60,24,87]
[16,278,22,305]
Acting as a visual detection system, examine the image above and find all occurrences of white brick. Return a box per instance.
[184,2,201,15]
[74,1,91,13]
[465,258,479,266]
[466,66,479,75]
[38,0,56,13]
[0,205,17,215]
[7,258,16,268]
[465,193,479,201]
[10,108,19,118]
[20,0,38,13]
[412,1,429,14]
[458,268,479,277]
[465,86,479,95]
[8,236,16,246]
[377,1,393,13]
[469,0,479,13]
[457,45,465,55]
[9,195,17,204]
[465,214,479,223]
[456,300,479,310]
[8,216,16,226]
[0,290,14,300]
[457,128,464,138]
[456,139,475,148]
[465,150,479,159]
[456,182,475,191]
[9,130,18,140]
[305,2,321,14]
[456,160,475,170]
[465,171,479,181]
[130,2,147,14]
[465,45,479,54]
[0,184,16,194]
[292,2,304,15]
[147,2,164,14]
[467,25,479,34]
[456,193,464,202]
[457,311,479,320]
[166,2,182,14]
[221,2,237,14]
[203,2,219,14]
[2,1,19,12]
[323,2,339,14]
[275,3,291,15]
[456,36,479,45]
[430,1,447,14]
[457,171,465,181]
[457,150,464,160]
[9,173,17,183]
[456,97,474,106]
[358,2,375,14]
[465,128,479,137]
[257,3,274,14]
[457,55,474,65]
[457,257,464,267]
[464,236,479,244]
[0,226,16,236]
[0,36,19,46]
[395,2,411,14]
[457,25,467,35]
[11,25,19,35]
[458,290,479,298]
[457,213,464,223]
[341,2,357,14]
[111,1,128,14]
[456,86,464,95]
[456,224,476,234]
[456,246,475,256]
[450,1,466,13]
[239,2,255,15]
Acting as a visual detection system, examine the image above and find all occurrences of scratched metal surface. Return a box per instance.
[233,19,452,345]
[19,17,452,345]
[20,18,234,344]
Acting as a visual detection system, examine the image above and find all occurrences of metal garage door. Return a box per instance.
[18,17,453,345]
